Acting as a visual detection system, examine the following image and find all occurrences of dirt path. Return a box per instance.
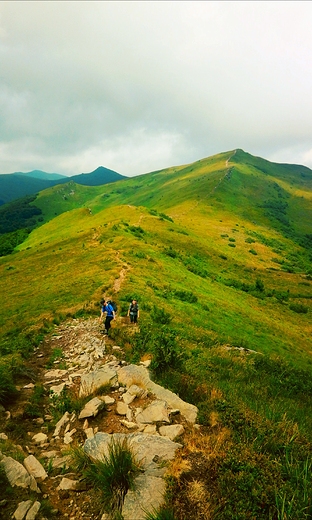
[0,318,130,519]
[171,149,237,220]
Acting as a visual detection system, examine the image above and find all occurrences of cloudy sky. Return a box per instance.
[1,1,312,177]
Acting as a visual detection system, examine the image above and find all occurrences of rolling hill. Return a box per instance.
[0,165,125,205]
[0,148,312,519]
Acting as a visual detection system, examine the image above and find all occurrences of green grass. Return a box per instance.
[1,149,312,518]
[70,438,141,517]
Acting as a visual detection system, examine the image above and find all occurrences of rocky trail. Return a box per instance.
[0,317,198,520]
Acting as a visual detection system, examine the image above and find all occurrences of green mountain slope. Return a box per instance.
[0,166,125,206]
[13,170,66,180]
[1,149,312,519]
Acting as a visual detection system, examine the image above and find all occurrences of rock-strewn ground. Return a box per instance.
[0,318,198,520]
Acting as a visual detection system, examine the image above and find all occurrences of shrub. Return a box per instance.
[83,438,141,515]
[0,364,18,406]
[163,246,179,258]
[46,347,64,369]
[24,384,46,418]
[172,290,197,303]
[144,507,176,520]
[130,324,183,375]
[49,387,85,421]
[255,278,265,292]
[151,305,172,325]
[149,328,183,375]
[129,225,145,238]
[289,303,308,314]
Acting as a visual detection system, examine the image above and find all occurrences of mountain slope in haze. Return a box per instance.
[69,165,126,186]
[0,166,125,205]
[13,170,66,181]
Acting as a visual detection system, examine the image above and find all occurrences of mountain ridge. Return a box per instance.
[0,165,125,206]
[0,148,312,518]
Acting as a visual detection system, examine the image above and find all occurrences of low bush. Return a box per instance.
[151,305,172,325]
[24,384,46,418]
[130,323,184,375]
[0,365,18,405]
[289,303,308,314]
[144,507,176,520]
[71,438,141,517]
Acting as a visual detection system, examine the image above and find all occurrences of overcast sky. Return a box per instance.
[1,1,312,177]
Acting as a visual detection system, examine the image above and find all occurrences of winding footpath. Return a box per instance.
[0,317,198,520]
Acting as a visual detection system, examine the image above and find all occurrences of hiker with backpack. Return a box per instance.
[99,298,116,335]
[127,299,139,324]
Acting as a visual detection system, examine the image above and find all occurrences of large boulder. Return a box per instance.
[79,365,117,397]
[118,365,198,423]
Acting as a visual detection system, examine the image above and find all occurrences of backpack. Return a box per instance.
[107,300,117,313]
[129,302,138,313]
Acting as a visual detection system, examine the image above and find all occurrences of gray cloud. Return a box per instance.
[1,1,312,176]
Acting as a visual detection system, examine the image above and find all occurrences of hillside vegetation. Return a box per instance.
[1,149,312,519]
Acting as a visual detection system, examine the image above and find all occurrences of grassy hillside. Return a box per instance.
[1,149,312,518]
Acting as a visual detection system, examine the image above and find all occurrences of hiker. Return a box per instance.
[99,298,115,335]
[127,299,139,324]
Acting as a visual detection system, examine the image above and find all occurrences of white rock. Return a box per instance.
[57,477,78,491]
[40,450,58,459]
[78,397,105,420]
[136,401,170,424]
[13,500,33,520]
[120,420,138,430]
[116,402,128,416]
[118,365,198,423]
[122,474,165,520]
[143,425,157,435]
[44,369,68,379]
[84,428,94,439]
[49,383,65,396]
[26,501,41,520]
[32,433,48,445]
[24,455,47,481]
[159,424,185,441]
[53,412,70,437]
[101,395,115,405]
[64,429,77,444]
[79,365,117,397]
[0,455,38,491]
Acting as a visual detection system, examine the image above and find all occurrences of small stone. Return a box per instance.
[32,433,48,445]
[78,397,105,420]
[116,402,128,416]
[57,477,78,491]
[64,429,77,444]
[120,420,138,430]
[101,395,115,405]
[32,418,44,425]
[25,501,41,520]
[84,428,94,439]
[13,500,32,520]
[159,424,185,441]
